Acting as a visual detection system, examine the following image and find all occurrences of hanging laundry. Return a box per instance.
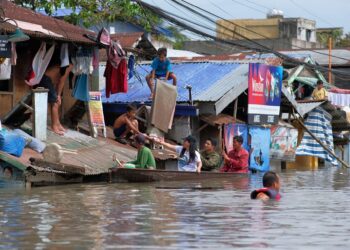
[72,47,93,75]
[108,41,125,69]
[60,43,69,67]
[92,47,99,70]
[0,58,11,80]
[328,88,350,107]
[25,42,55,86]
[104,59,128,98]
[72,74,89,102]
[128,54,135,79]
[10,42,17,66]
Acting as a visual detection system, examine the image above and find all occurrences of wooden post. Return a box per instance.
[328,36,332,84]
[32,88,49,141]
[233,99,238,119]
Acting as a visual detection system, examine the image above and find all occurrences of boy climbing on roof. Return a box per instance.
[251,171,281,201]
[145,47,177,99]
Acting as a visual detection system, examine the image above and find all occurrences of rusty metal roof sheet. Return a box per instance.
[0,0,95,44]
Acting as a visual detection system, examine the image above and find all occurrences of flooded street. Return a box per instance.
[1,168,350,249]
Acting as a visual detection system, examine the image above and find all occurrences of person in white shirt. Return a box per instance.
[154,135,202,172]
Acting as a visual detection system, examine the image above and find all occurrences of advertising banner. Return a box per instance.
[270,125,298,161]
[248,63,283,125]
[88,91,106,128]
[249,126,270,172]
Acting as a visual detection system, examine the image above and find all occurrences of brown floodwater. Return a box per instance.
[1,168,350,249]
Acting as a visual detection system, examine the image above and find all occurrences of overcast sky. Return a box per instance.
[144,0,350,38]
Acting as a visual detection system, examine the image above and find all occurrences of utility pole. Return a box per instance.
[328,36,332,84]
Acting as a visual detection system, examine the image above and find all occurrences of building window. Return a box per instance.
[306,29,312,42]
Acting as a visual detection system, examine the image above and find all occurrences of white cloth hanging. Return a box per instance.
[0,58,12,80]
[328,90,350,107]
[25,42,55,86]
[11,42,17,66]
[60,43,69,67]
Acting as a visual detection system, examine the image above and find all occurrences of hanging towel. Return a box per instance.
[128,54,135,79]
[108,41,125,69]
[151,79,177,133]
[60,43,69,67]
[92,47,99,70]
[25,42,55,86]
[104,59,128,98]
[72,47,93,75]
[72,74,89,102]
[11,42,17,66]
[0,58,11,80]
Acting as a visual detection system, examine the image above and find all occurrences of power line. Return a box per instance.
[229,0,266,14]
[171,0,350,77]
[246,0,270,11]
[137,0,350,79]
[289,0,335,27]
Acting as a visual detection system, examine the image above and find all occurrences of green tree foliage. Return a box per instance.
[13,0,160,30]
[316,28,350,48]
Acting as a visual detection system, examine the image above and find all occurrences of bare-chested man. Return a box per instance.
[113,105,140,144]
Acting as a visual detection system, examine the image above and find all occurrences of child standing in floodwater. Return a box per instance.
[251,171,281,201]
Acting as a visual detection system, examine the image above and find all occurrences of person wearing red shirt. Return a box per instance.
[221,135,249,173]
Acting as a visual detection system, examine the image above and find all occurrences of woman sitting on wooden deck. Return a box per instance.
[118,134,156,169]
[154,135,202,173]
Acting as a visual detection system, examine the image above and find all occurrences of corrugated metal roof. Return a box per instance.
[0,0,95,44]
[101,62,248,104]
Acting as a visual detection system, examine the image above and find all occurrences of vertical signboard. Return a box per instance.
[88,91,106,138]
[248,63,283,125]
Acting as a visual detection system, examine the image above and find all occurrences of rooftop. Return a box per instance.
[0,0,95,44]
[102,61,249,114]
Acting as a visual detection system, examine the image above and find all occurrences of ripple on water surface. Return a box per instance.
[0,168,350,249]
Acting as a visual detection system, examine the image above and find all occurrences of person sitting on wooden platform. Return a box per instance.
[113,105,141,144]
[200,138,221,171]
[118,134,156,169]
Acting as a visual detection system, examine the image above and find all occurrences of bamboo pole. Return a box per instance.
[328,36,332,84]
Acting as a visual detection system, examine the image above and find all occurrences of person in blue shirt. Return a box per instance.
[146,47,177,98]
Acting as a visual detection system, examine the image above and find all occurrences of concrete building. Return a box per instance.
[183,10,324,55]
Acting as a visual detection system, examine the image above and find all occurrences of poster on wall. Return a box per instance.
[270,125,298,161]
[249,126,270,172]
[248,63,283,125]
[0,35,11,58]
[224,123,248,152]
